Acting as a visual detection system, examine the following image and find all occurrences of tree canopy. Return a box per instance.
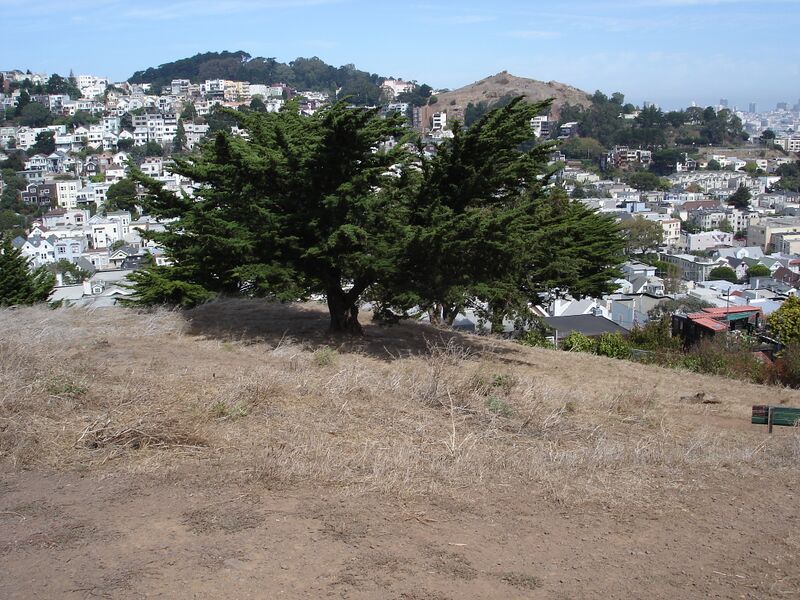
[746,264,771,279]
[0,236,55,306]
[727,184,751,210]
[127,98,624,334]
[708,266,738,283]
[127,51,415,106]
[768,296,800,346]
[775,161,800,193]
[619,216,664,254]
[625,170,671,191]
[105,178,139,216]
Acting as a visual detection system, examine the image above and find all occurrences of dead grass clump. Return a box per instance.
[496,571,542,590]
[183,505,263,534]
[76,413,206,452]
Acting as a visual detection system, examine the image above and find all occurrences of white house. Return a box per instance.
[53,237,88,263]
[88,211,130,249]
[42,208,89,228]
[13,235,56,267]
[55,179,80,209]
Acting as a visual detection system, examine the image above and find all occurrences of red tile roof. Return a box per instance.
[685,306,762,332]
[700,306,763,315]
[693,318,728,332]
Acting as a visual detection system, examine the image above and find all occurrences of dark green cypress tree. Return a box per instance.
[129,101,409,334]
[0,237,55,306]
[128,98,624,335]
[375,97,624,327]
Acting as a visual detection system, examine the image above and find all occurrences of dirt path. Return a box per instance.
[2,467,798,599]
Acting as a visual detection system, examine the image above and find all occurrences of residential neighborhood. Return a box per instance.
[2,66,800,350]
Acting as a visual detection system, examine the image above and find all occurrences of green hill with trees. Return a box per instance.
[128,51,414,105]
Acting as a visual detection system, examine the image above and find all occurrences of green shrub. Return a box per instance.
[767,343,800,388]
[680,337,766,382]
[517,329,554,349]
[485,396,513,417]
[561,331,593,352]
[594,333,631,359]
[313,346,338,367]
[628,316,681,352]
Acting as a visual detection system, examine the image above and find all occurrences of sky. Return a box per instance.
[1,0,798,110]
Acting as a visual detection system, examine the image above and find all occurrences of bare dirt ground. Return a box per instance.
[1,300,799,599]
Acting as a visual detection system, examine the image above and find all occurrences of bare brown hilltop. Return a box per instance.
[428,70,592,120]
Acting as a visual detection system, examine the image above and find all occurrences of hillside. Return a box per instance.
[128,51,387,104]
[1,300,799,598]
[429,71,592,119]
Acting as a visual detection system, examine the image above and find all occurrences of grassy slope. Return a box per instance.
[1,299,799,598]
[2,298,797,503]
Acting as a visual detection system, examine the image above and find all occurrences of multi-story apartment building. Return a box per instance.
[55,179,80,209]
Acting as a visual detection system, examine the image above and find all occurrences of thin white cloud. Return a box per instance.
[506,30,560,39]
[416,13,496,25]
[448,14,496,24]
[123,0,344,21]
[608,0,800,6]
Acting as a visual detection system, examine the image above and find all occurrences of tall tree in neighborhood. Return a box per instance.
[0,236,55,306]
[46,73,81,98]
[708,265,739,283]
[174,120,187,153]
[746,264,771,279]
[19,102,51,127]
[104,178,139,217]
[30,131,56,156]
[376,98,623,327]
[129,101,410,333]
[619,216,664,254]
[768,295,800,345]
[727,184,751,210]
[127,99,624,334]
[180,102,198,121]
[14,90,31,117]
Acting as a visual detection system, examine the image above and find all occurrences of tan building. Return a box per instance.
[748,217,800,251]
[772,231,800,255]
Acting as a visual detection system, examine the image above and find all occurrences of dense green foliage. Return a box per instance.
[30,131,56,155]
[619,216,664,254]
[768,295,800,345]
[594,332,631,358]
[561,331,594,352]
[624,170,671,191]
[128,51,411,106]
[774,161,800,193]
[708,266,739,283]
[395,84,433,107]
[104,178,139,216]
[0,236,55,306]
[727,184,751,210]
[746,264,771,279]
[556,91,747,150]
[128,98,624,333]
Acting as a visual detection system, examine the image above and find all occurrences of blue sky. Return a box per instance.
[1,0,798,110]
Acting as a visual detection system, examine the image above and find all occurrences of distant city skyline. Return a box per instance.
[1,0,798,111]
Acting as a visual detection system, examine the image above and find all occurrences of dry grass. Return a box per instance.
[1,299,798,508]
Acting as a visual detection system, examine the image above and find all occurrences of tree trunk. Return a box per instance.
[428,303,460,326]
[327,288,364,335]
